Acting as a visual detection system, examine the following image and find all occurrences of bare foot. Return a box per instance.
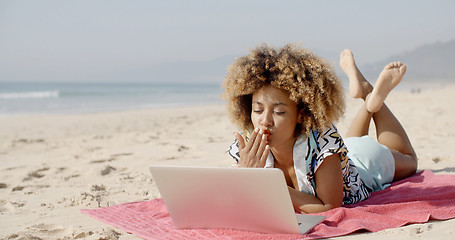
[339,49,372,99]
[367,62,406,113]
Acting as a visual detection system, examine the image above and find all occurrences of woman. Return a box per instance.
[222,44,417,213]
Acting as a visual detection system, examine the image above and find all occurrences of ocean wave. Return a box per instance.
[0,91,60,100]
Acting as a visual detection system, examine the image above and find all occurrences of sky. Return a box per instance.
[1,0,454,82]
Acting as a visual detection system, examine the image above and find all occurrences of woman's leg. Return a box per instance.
[339,49,373,137]
[340,49,418,181]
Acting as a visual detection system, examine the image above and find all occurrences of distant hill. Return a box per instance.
[359,40,455,82]
[107,40,455,84]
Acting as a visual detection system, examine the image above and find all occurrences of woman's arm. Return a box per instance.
[288,154,344,213]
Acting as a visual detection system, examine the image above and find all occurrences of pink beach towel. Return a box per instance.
[81,170,455,239]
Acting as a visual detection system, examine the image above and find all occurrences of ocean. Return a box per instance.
[0,82,224,116]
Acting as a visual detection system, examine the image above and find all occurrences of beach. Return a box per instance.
[1,83,455,239]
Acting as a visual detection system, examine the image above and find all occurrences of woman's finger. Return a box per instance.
[244,128,259,152]
[256,133,268,159]
[233,132,246,150]
[260,145,270,164]
[250,129,264,154]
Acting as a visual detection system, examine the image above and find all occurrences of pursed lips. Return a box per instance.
[263,129,272,140]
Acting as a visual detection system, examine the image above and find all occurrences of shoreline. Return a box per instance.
[0,81,224,118]
[1,80,453,118]
[0,102,226,119]
[1,83,455,239]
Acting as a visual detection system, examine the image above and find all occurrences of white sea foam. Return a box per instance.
[0,91,59,99]
[0,82,222,115]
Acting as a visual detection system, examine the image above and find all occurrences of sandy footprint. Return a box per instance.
[0,200,27,215]
[1,224,77,240]
[14,138,45,144]
[0,200,12,213]
[100,165,116,176]
[27,223,74,235]
[59,191,109,207]
[23,167,50,181]
[90,157,115,164]
[72,228,122,239]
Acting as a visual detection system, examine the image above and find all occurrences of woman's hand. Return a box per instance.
[234,128,270,168]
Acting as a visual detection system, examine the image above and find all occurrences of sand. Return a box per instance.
[1,83,455,239]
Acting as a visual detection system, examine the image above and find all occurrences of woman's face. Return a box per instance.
[251,85,300,148]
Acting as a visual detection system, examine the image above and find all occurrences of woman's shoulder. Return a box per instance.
[313,125,347,157]
[295,125,342,148]
[313,125,342,142]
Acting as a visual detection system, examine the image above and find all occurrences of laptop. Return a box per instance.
[149,165,325,234]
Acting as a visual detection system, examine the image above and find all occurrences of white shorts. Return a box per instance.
[344,136,395,192]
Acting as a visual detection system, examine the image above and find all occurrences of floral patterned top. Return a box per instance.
[228,125,370,205]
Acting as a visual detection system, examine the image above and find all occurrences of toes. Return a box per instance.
[341,49,353,57]
[399,64,407,74]
[384,63,393,70]
[385,62,406,74]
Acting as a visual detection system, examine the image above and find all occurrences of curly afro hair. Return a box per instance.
[222,43,345,137]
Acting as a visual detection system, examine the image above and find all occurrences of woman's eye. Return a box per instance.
[274,111,285,115]
[253,110,263,113]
